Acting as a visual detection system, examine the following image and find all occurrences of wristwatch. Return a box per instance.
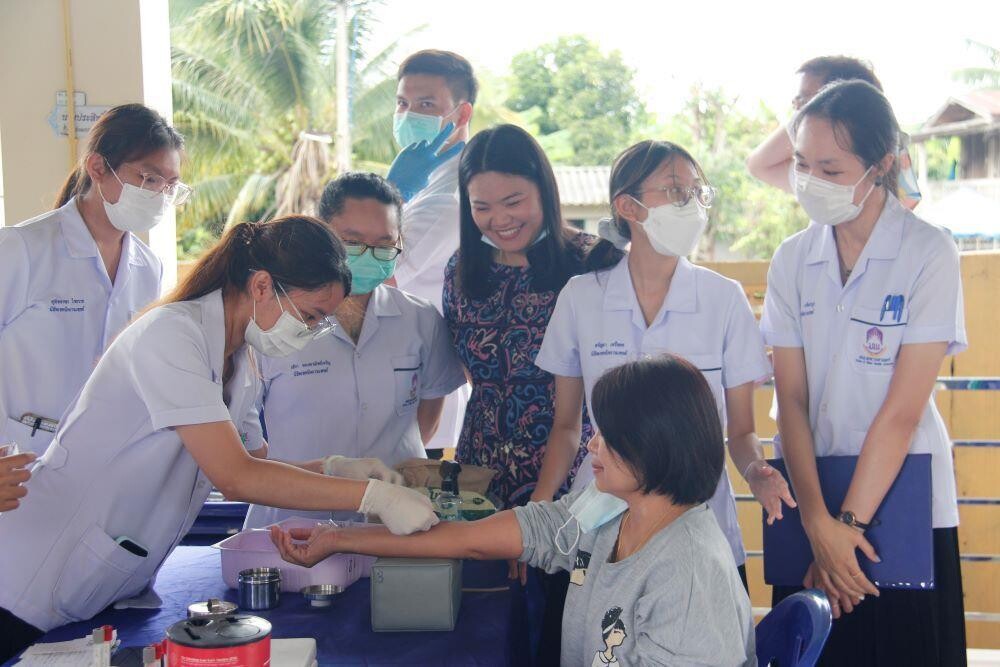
[836,510,875,531]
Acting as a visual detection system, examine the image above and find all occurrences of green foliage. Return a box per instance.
[506,35,646,165]
[654,85,809,260]
[921,136,962,181]
[954,40,1000,87]
[170,0,413,258]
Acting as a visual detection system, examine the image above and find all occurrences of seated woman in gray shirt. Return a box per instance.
[271,355,756,667]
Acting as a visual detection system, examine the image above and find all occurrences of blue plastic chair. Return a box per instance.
[755,589,832,667]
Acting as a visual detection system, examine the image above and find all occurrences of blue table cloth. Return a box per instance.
[12,547,525,666]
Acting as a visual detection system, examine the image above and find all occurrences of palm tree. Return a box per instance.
[170,0,411,255]
[954,39,1000,87]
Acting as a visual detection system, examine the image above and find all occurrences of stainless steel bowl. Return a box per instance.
[300,584,344,608]
[237,567,281,610]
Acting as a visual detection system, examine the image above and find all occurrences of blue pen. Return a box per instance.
[881,295,893,322]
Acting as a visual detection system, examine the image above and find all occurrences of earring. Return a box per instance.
[875,176,884,186]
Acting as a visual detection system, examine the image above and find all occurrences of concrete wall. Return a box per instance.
[0,0,176,288]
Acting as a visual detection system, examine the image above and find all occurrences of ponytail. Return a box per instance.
[161,216,352,307]
[54,170,84,210]
[53,103,184,208]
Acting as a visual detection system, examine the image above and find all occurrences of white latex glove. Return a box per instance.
[322,455,405,486]
[358,479,439,535]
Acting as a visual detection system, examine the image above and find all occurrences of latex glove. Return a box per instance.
[386,122,465,201]
[358,479,439,535]
[322,455,405,486]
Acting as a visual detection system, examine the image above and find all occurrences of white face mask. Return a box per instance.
[632,198,708,257]
[794,166,876,226]
[554,481,629,556]
[98,167,170,233]
[480,227,548,249]
[244,284,313,358]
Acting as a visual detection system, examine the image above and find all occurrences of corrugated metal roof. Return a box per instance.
[554,166,611,207]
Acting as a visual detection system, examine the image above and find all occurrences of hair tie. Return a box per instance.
[597,217,630,251]
[241,221,261,246]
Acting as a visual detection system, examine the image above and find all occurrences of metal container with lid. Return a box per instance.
[238,567,281,610]
[187,598,238,619]
[165,614,271,666]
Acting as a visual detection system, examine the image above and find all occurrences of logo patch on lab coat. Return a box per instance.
[863,327,885,356]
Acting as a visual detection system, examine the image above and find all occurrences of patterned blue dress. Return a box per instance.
[442,233,595,508]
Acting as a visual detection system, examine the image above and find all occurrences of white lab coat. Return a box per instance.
[761,195,966,528]
[0,198,162,454]
[535,257,772,566]
[393,153,470,451]
[243,284,466,529]
[0,290,263,631]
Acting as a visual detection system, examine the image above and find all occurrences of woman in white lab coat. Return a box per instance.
[0,215,438,660]
[0,104,180,456]
[762,80,966,666]
[532,140,795,587]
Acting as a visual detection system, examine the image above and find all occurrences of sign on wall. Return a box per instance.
[47,91,110,138]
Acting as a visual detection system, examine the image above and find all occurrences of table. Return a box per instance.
[12,547,526,666]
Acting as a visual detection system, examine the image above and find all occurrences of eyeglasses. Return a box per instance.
[636,184,716,209]
[108,160,194,206]
[342,241,402,261]
[275,282,338,340]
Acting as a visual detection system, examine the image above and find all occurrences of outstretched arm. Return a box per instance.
[270,509,524,567]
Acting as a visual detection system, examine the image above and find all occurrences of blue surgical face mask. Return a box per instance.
[346,252,397,295]
[554,481,629,556]
[393,107,456,149]
[480,227,549,249]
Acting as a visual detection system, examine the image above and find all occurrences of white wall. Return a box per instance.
[0,0,176,288]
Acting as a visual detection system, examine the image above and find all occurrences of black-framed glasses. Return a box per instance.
[636,184,717,209]
[343,241,402,261]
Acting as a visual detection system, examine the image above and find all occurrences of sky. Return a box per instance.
[367,0,1000,128]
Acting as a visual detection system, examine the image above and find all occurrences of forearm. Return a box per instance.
[417,397,445,444]
[777,401,826,525]
[727,430,765,480]
[841,413,919,524]
[338,510,524,561]
[533,425,582,499]
[226,457,367,511]
[746,125,795,192]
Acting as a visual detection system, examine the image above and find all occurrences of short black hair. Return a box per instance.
[591,355,723,505]
[317,172,404,224]
[398,49,479,105]
[797,56,883,91]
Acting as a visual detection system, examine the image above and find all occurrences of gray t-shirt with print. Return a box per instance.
[514,496,756,667]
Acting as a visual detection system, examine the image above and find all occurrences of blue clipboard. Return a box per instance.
[762,454,934,590]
